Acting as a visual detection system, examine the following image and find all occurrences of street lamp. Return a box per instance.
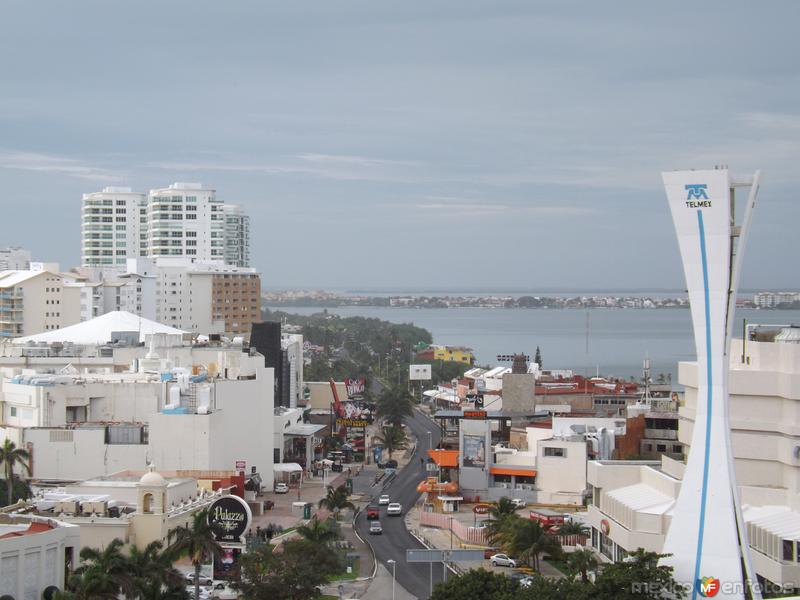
[387,559,396,600]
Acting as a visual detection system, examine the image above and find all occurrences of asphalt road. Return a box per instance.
[354,407,446,600]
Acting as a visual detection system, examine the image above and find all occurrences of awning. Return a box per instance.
[428,449,459,468]
[490,466,537,477]
[273,463,303,473]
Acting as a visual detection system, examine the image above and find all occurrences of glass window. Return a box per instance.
[784,539,795,562]
[544,447,566,457]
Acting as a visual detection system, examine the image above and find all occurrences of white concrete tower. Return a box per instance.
[661,168,761,600]
[81,187,146,267]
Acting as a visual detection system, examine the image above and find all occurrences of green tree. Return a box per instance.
[534,346,542,368]
[296,517,339,544]
[592,550,683,600]
[372,425,408,460]
[558,520,589,536]
[69,539,136,600]
[485,498,520,545]
[375,385,413,426]
[508,520,562,572]
[566,548,599,583]
[0,439,31,506]
[231,544,282,599]
[430,569,518,600]
[128,540,186,600]
[0,477,31,507]
[167,509,223,600]
[317,484,355,520]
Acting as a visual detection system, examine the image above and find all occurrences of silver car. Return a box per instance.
[490,553,517,568]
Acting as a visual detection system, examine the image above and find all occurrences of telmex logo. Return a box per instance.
[685,184,709,200]
[698,576,721,597]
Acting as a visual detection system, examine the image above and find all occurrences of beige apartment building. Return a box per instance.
[0,267,81,339]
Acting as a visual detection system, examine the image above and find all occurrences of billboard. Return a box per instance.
[409,364,432,381]
[462,435,486,468]
[344,377,366,398]
[208,495,252,543]
[660,169,761,598]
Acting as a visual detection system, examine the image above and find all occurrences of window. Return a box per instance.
[10,406,17,417]
[186,214,197,220]
[784,539,795,562]
[656,444,667,453]
[544,447,566,458]
[672,445,682,453]
[186,231,197,237]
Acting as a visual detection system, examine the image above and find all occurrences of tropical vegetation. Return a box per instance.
[0,439,31,506]
[372,424,408,459]
[167,509,223,600]
[317,484,356,520]
[430,551,684,600]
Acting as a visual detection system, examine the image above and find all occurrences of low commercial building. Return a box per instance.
[0,513,80,600]
[586,331,800,591]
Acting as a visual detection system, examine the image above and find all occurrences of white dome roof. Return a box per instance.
[139,467,167,487]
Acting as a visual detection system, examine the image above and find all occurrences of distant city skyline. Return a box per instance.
[1,2,798,289]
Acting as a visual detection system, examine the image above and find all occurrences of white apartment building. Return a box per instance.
[586,332,800,590]
[81,187,147,267]
[282,333,304,408]
[0,314,276,488]
[754,291,800,308]
[0,267,82,339]
[147,182,224,262]
[223,204,250,267]
[0,246,31,270]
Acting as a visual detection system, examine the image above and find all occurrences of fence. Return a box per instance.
[554,533,589,548]
[419,511,489,545]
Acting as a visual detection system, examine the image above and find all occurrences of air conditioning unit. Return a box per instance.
[55,500,79,515]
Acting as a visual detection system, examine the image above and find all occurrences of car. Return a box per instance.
[378,459,398,469]
[274,482,289,494]
[387,502,402,516]
[378,494,390,505]
[510,498,527,509]
[186,588,211,600]
[519,576,534,588]
[369,520,383,535]
[186,573,214,587]
[366,505,380,520]
[490,553,517,568]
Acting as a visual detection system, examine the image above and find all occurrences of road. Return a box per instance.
[354,407,446,600]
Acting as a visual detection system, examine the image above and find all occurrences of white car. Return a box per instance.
[274,482,289,494]
[510,498,527,509]
[378,494,390,505]
[387,502,402,515]
[186,573,214,587]
[490,553,517,568]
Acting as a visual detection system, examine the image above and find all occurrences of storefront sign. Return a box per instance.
[336,418,369,428]
[473,504,491,515]
[235,460,246,470]
[463,410,487,419]
[208,495,252,543]
[345,377,366,398]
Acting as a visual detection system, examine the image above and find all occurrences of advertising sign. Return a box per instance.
[334,400,372,422]
[473,504,491,515]
[213,547,241,580]
[207,495,252,543]
[235,460,246,470]
[463,410,487,419]
[344,377,366,398]
[336,418,370,428]
[462,435,486,468]
[409,364,432,381]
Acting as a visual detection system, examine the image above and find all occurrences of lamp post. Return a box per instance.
[387,559,396,600]
[449,516,454,549]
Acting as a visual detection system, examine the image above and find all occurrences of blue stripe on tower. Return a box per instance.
[691,209,714,600]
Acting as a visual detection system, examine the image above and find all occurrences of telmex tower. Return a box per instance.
[661,168,761,600]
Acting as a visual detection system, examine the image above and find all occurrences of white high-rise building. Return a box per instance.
[146,182,225,262]
[81,187,147,267]
[223,203,250,267]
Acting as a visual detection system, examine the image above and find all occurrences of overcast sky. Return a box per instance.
[1,2,798,291]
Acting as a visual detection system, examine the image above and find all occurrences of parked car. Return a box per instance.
[274,482,289,494]
[185,573,214,586]
[510,498,527,509]
[490,554,517,568]
[369,520,383,535]
[366,505,380,520]
[378,494,390,505]
[519,576,534,588]
[378,459,398,469]
[387,502,402,516]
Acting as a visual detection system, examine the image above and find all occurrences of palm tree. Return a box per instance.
[566,547,599,583]
[317,484,355,521]
[485,499,520,546]
[129,540,185,599]
[0,439,30,506]
[168,509,223,600]
[70,539,136,599]
[296,517,339,545]
[557,520,589,537]
[375,386,413,427]
[509,520,562,572]
[372,425,408,459]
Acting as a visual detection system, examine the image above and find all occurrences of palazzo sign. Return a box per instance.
[208,495,252,543]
